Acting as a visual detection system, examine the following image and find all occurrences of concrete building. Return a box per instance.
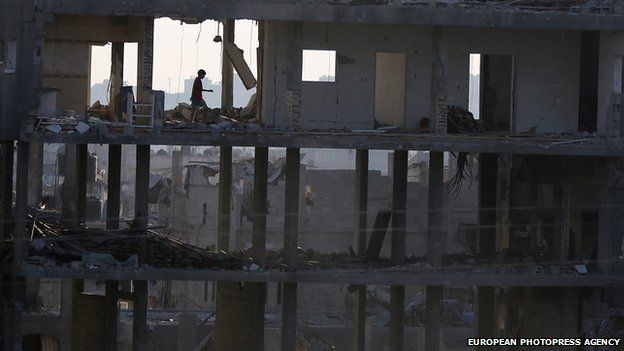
[2,0,624,350]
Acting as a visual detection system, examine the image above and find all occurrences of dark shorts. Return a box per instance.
[191,99,207,109]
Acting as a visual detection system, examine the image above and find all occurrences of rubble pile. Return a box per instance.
[24,210,242,270]
[86,100,112,121]
[164,98,260,131]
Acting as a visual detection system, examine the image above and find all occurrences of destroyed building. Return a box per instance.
[2,0,624,350]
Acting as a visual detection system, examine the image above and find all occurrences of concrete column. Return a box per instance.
[430,27,448,134]
[62,144,87,229]
[426,151,444,351]
[256,21,265,121]
[221,19,235,111]
[252,147,268,264]
[26,141,43,207]
[389,150,407,351]
[218,146,232,251]
[105,145,121,351]
[105,281,119,351]
[598,159,623,275]
[477,153,498,339]
[137,17,154,103]
[9,141,29,351]
[134,145,150,234]
[77,144,87,225]
[178,313,198,351]
[282,148,300,351]
[285,21,303,129]
[107,144,122,230]
[353,149,368,351]
[110,43,124,120]
[133,145,150,351]
[251,147,268,350]
[0,141,14,240]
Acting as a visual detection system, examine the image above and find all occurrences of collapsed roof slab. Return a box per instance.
[50,0,624,31]
[22,129,624,157]
[20,265,624,287]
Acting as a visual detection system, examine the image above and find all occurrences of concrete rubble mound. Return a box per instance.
[22,209,243,270]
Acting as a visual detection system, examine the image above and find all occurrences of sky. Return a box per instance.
[90,19,336,93]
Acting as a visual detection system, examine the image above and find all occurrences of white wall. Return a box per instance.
[445,28,580,133]
[263,23,581,134]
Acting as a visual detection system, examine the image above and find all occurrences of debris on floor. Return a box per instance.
[23,209,242,270]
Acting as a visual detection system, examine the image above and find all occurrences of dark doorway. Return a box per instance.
[480,55,514,132]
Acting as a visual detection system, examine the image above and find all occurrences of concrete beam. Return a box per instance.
[20,265,624,287]
[25,131,624,157]
[48,1,624,31]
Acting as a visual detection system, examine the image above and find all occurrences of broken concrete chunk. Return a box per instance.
[46,124,62,133]
[224,41,257,90]
[75,121,90,133]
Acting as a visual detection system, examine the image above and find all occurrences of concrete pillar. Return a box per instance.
[133,144,150,351]
[426,151,444,351]
[477,153,498,339]
[282,148,300,351]
[221,19,235,111]
[252,147,268,264]
[256,21,265,121]
[105,281,119,351]
[107,144,122,230]
[430,27,448,134]
[105,145,121,351]
[178,313,198,351]
[137,17,154,103]
[285,21,303,128]
[251,147,268,350]
[62,144,87,229]
[110,43,124,120]
[389,150,407,351]
[0,141,14,240]
[27,141,43,207]
[353,149,368,351]
[218,146,232,251]
[77,144,87,224]
[9,141,29,351]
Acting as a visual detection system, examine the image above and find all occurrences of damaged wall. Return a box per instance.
[263,23,580,133]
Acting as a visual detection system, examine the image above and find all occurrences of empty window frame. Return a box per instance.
[302,49,336,82]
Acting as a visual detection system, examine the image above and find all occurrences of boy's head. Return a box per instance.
[197,69,206,79]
